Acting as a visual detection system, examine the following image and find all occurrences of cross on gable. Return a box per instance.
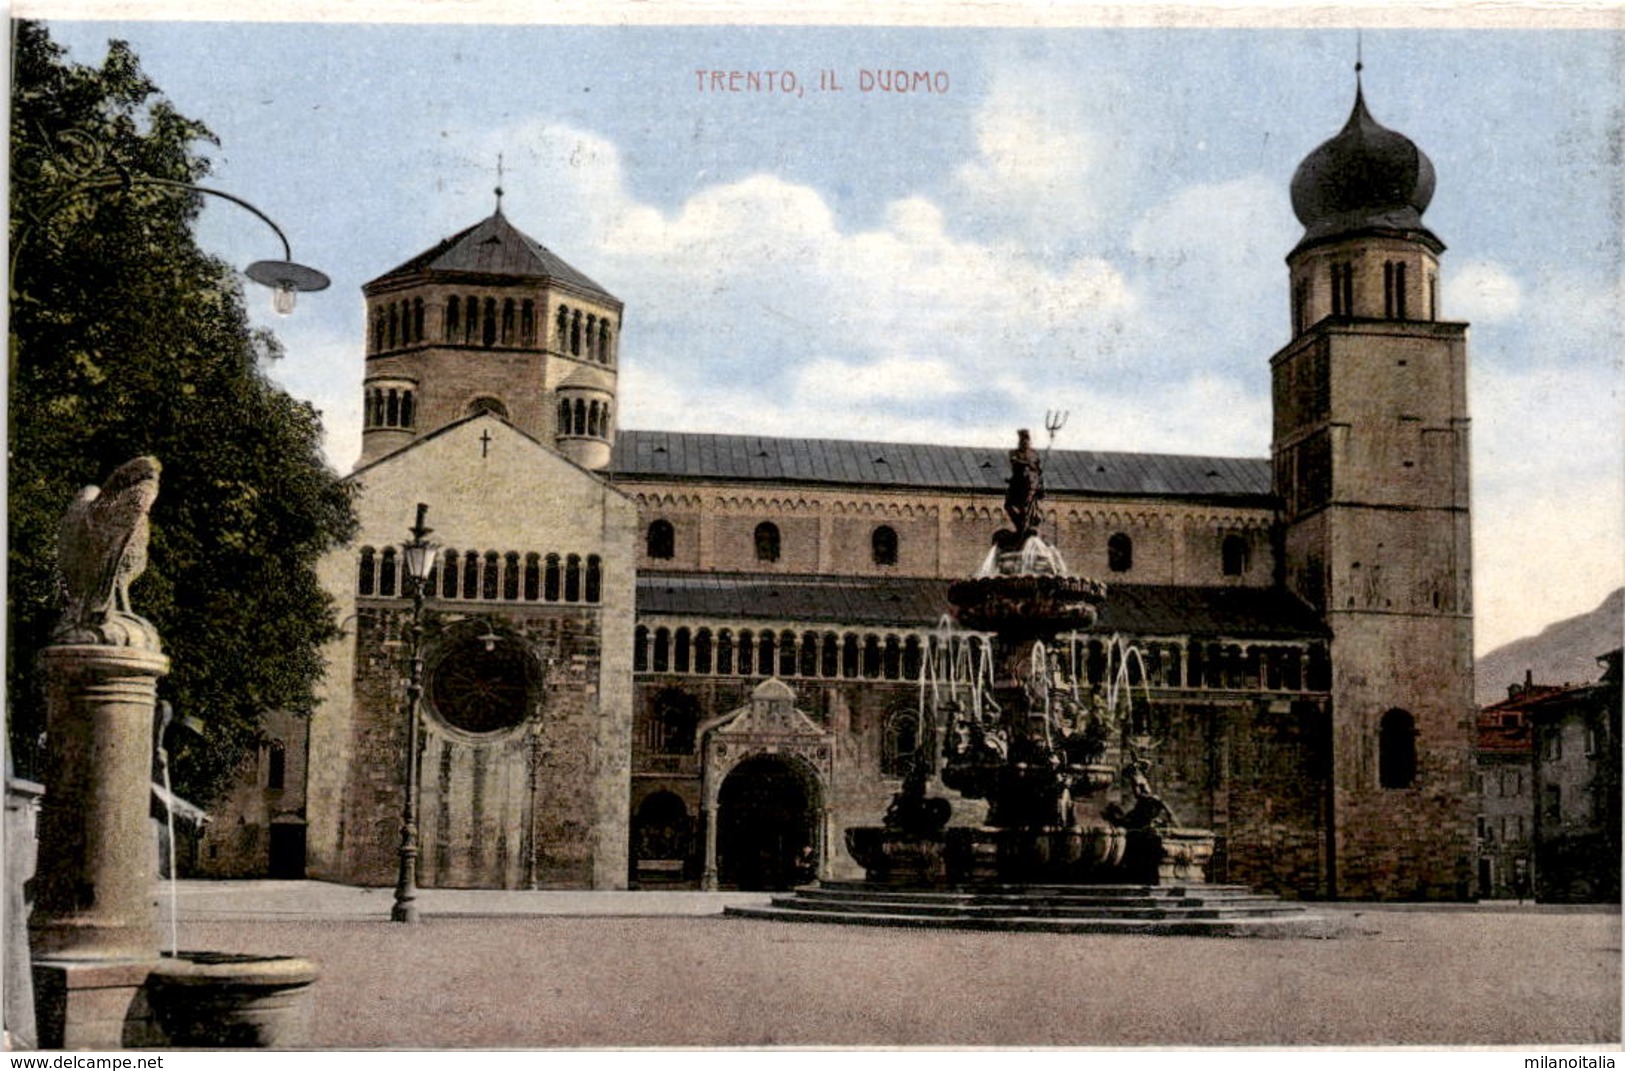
[479,429,493,458]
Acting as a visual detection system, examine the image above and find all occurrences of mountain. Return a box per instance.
[1475,588,1624,706]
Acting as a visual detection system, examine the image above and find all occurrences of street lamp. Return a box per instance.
[391,502,438,924]
[11,127,330,314]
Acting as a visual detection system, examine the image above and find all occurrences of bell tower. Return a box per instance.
[1270,74,1475,899]
[358,203,623,470]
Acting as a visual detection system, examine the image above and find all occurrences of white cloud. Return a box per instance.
[1444,260,1523,323]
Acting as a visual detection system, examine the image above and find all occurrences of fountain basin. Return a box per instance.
[947,574,1107,636]
[1123,828,1217,884]
[146,952,317,1048]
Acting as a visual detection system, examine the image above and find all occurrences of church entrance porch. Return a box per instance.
[716,755,820,891]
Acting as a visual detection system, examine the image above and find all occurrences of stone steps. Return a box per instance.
[725,881,1328,937]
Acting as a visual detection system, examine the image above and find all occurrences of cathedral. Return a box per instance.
[201,80,1477,900]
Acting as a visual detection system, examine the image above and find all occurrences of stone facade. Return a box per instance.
[206,81,1481,901]
[305,416,638,889]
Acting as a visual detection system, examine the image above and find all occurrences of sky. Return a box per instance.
[30,11,1625,658]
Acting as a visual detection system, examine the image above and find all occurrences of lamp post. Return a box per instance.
[392,502,438,923]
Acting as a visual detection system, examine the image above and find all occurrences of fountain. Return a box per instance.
[28,457,318,1048]
[732,430,1318,934]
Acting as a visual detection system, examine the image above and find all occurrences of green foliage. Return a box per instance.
[8,22,358,803]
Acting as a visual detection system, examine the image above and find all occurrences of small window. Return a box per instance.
[1543,731,1563,762]
[467,396,508,420]
[754,522,781,563]
[357,546,377,596]
[266,742,286,791]
[872,525,898,566]
[1379,708,1417,788]
[1221,534,1248,577]
[647,520,675,560]
[1107,533,1133,573]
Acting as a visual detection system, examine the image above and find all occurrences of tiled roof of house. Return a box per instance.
[636,571,1327,638]
[612,430,1272,500]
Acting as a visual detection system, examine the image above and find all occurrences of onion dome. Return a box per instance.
[1290,84,1442,254]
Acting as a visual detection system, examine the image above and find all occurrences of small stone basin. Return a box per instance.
[147,951,318,1048]
[948,574,1107,636]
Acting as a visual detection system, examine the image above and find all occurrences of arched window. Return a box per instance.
[467,396,508,420]
[558,398,571,436]
[883,635,902,680]
[412,298,424,341]
[445,296,460,341]
[523,553,540,601]
[779,630,797,677]
[758,632,776,676]
[564,554,582,602]
[1108,532,1134,573]
[570,310,582,355]
[503,552,520,600]
[842,634,859,678]
[862,635,881,679]
[634,625,649,672]
[737,630,754,675]
[520,300,535,346]
[386,389,400,428]
[544,554,561,601]
[585,555,602,603]
[881,709,920,778]
[674,628,691,674]
[600,322,612,364]
[440,549,460,598]
[1222,534,1248,577]
[799,631,819,677]
[1330,262,1354,317]
[652,627,670,672]
[694,630,713,674]
[501,299,516,345]
[600,403,612,438]
[585,314,598,361]
[1379,709,1418,788]
[1384,261,1409,319]
[482,551,500,600]
[871,525,898,566]
[462,550,479,598]
[1428,272,1439,321]
[587,401,601,438]
[647,520,675,560]
[371,549,395,598]
[556,305,569,350]
[754,522,781,563]
[357,547,376,596]
[400,390,414,429]
[903,636,923,681]
[387,304,398,349]
[464,296,478,344]
[371,390,385,429]
[372,309,384,353]
[717,629,735,675]
[820,632,839,678]
[573,398,586,435]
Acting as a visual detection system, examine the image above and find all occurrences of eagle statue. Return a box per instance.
[53,456,163,649]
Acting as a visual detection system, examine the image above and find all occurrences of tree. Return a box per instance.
[8,21,357,804]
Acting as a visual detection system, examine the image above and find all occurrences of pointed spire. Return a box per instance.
[494,152,505,215]
[1354,30,1366,107]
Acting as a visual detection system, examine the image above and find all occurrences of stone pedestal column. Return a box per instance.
[31,645,169,961]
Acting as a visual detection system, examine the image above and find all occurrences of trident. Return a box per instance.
[1043,409,1069,459]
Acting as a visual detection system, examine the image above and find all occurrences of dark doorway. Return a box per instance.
[717,755,819,891]
[268,822,306,879]
[632,791,694,886]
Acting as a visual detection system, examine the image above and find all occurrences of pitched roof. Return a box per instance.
[367,211,617,302]
[612,430,1271,500]
[636,571,1327,639]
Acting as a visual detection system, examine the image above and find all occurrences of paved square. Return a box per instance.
[175,904,1619,1048]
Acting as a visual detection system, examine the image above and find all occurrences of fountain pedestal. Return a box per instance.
[30,646,169,1049]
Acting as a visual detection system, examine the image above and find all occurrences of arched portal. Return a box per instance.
[632,790,694,886]
[716,755,821,891]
